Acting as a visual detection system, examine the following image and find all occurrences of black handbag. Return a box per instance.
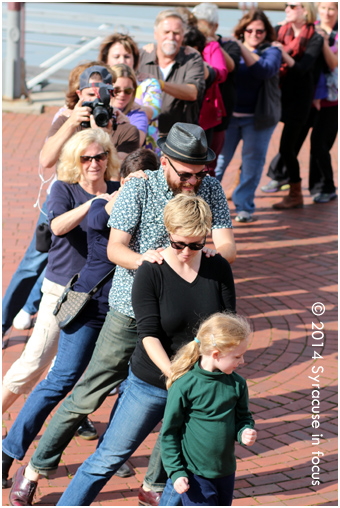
[36,222,52,253]
[53,267,116,329]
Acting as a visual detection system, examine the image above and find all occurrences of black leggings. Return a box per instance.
[309,105,338,194]
[279,118,307,183]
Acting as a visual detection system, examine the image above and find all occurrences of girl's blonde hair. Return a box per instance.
[166,313,251,389]
[57,129,120,183]
[163,194,212,237]
[110,63,137,114]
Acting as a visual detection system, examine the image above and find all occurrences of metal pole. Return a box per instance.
[4,2,22,99]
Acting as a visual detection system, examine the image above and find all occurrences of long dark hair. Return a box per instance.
[234,8,276,43]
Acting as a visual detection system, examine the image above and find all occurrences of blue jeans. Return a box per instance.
[2,322,100,460]
[181,472,235,506]
[22,268,45,315]
[57,370,168,506]
[159,478,182,506]
[214,116,276,214]
[2,198,49,334]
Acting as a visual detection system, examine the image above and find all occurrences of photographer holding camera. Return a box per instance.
[40,65,140,169]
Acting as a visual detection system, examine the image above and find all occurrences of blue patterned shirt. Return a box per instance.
[107,167,232,318]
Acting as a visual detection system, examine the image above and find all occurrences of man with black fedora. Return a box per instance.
[20,123,235,501]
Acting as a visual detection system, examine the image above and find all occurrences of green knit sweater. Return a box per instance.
[161,361,255,483]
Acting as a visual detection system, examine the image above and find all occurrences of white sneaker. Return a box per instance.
[12,309,33,330]
[235,211,254,223]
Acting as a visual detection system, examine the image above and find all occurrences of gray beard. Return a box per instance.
[161,41,178,56]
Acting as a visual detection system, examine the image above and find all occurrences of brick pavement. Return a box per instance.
[2,110,338,507]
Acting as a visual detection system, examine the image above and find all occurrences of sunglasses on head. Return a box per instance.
[245,28,266,35]
[113,87,134,95]
[80,152,108,163]
[165,157,208,182]
[169,235,206,251]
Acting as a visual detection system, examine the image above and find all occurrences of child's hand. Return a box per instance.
[241,428,257,446]
[174,476,190,494]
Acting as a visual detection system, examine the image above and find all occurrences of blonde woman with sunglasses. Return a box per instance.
[52,193,236,506]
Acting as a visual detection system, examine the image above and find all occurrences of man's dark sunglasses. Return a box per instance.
[169,235,206,251]
[80,152,108,163]
[166,157,208,182]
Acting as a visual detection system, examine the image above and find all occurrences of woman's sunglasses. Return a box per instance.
[169,235,206,251]
[113,87,134,96]
[244,28,266,35]
[166,157,208,182]
[285,3,300,9]
[80,152,108,163]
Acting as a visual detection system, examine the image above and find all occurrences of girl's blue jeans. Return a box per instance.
[214,116,276,214]
[2,322,100,460]
[57,369,168,506]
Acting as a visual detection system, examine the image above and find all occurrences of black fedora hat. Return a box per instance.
[157,123,216,165]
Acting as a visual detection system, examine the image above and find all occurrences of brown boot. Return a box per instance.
[272,182,304,209]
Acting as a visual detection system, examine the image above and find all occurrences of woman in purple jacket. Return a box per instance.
[215,9,282,223]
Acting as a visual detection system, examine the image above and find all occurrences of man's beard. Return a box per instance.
[161,40,178,56]
[166,174,202,196]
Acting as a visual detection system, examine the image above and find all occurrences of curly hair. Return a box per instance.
[57,129,120,183]
[166,313,251,389]
[234,8,276,43]
[65,61,116,110]
[98,33,139,71]
[163,194,212,238]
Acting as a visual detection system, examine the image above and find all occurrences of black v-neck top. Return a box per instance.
[131,254,236,389]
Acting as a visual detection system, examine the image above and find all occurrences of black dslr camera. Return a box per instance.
[81,85,117,130]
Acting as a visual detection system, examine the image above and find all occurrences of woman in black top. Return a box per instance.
[55,193,236,506]
[270,2,323,210]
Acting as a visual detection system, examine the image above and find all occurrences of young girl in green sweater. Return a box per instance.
[161,312,257,506]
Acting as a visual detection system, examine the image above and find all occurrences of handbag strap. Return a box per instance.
[87,266,116,296]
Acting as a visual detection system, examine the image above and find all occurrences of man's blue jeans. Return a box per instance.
[57,369,168,506]
[2,198,49,334]
[2,322,99,460]
[214,116,276,214]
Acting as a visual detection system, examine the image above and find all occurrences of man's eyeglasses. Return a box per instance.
[245,28,266,35]
[169,235,206,251]
[113,87,134,96]
[80,152,108,164]
[166,157,208,182]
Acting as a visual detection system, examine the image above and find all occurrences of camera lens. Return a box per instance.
[93,105,110,127]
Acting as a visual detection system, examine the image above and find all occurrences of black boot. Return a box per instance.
[2,451,14,489]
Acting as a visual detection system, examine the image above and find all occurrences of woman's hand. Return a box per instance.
[137,248,164,266]
[124,170,148,183]
[174,477,190,494]
[272,41,284,51]
[143,43,155,53]
[241,428,257,446]
[203,246,217,258]
[112,107,130,124]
